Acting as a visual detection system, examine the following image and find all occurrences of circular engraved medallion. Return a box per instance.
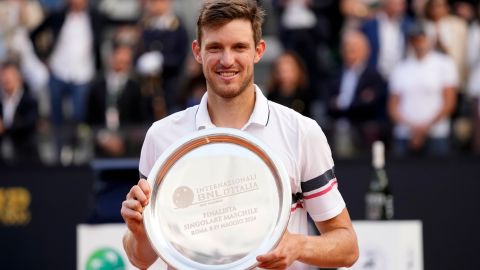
[143,128,291,270]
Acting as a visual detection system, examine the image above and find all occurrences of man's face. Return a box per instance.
[69,0,88,11]
[0,66,22,96]
[410,35,430,56]
[192,19,265,99]
[342,33,368,67]
[146,0,171,17]
[111,46,132,73]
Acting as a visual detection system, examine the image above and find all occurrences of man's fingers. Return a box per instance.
[256,252,278,263]
[257,257,286,269]
[126,185,149,206]
[138,178,151,198]
[121,205,143,222]
[122,199,144,213]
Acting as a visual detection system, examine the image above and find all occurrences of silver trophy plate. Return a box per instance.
[143,128,291,270]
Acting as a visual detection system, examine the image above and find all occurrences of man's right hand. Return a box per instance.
[121,179,151,236]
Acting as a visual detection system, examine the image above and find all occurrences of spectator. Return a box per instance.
[87,44,152,158]
[0,61,38,163]
[267,50,312,117]
[30,0,136,163]
[465,1,480,70]
[30,0,102,127]
[423,0,468,81]
[327,30,387,156]
[177,54,206,109]
[389,22,458,156]
[360,0,411,79]
[136,0,189,115]
[272,0,336,96]
[0,0,47,95]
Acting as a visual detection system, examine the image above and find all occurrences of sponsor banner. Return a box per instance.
[341,220,423,270]
[77,224,167,270]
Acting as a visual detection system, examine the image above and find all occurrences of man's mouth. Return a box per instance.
[216,71,239,79]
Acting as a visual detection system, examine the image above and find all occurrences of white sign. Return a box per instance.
[77,224,167,270]
[341,220,423,270]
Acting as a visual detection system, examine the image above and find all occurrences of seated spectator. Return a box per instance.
[267,51,312,117]
[0,61,38,164]
[86,44,152,158]
[327,30,387,156]
[389,22,458,156]
[177,54,206,109]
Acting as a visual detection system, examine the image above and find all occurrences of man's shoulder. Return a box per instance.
[148,106,197,135]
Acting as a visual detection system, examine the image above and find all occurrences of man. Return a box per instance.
[361,0,410,79]
[121,1,359,269]
[86,44,152,157]
[136,0,189,115]
[327,30,387,156]
[389,22,458,156]
[30,0,97,126]
[0,61,38,163]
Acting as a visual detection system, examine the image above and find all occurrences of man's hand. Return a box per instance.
[256,231,305,269]
[121,179,158,268]
[121,179,151,236]
[409,124,429,150]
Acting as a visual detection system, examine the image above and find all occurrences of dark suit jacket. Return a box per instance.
[360,16,411,69]
[30,7,134,71]
[0,88,38,161]
[327,66,387,123]
[86,75,152,127]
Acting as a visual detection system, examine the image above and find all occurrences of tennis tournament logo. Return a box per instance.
[172,186,195,208]
[171,174,259,209]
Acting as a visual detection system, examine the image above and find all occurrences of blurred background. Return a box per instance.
[0,0,479,269]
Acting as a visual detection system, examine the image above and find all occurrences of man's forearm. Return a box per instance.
[123,230,157,269]
[297,227,358,268]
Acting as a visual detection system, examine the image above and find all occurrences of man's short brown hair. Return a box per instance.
[196,0,265,45]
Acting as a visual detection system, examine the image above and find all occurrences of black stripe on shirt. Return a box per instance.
[300,167,336,193]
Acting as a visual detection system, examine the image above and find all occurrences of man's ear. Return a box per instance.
[254,39,266,64]
[192,40,202,63]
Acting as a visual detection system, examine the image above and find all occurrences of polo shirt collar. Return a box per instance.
[195,84,270,130]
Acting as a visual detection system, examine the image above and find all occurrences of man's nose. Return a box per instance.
[220,50,234,67]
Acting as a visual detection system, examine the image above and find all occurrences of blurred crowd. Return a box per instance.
[1,0,480,166]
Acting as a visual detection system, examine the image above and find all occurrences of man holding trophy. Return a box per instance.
[120,0,359,269]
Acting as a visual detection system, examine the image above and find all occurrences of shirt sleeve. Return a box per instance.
[139,127,156,178]
[389,66,403,95]
[441,56,459,88]
[298,119,346,222]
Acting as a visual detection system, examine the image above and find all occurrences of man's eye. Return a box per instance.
[208,47,221,52]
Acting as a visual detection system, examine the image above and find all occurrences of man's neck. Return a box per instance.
[206,85,256,129]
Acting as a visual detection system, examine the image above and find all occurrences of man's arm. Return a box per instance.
[121,179,158,269]
[256,208,359,269]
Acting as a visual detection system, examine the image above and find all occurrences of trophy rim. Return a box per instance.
[143,128,292,270]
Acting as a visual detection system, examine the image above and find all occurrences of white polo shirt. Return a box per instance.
[389,51,458,139]
[139,85,346,270]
